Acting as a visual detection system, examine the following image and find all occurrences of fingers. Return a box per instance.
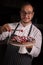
[26,45,33,48]
[3,24,12,31]
[1,24,12,32]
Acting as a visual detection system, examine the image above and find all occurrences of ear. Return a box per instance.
[32,12,34,17]
[31,12,34,19]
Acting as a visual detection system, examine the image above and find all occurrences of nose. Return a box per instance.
[25,14,29,18]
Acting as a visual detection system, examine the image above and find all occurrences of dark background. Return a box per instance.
[0,0,43,65]
[0,0,43,24]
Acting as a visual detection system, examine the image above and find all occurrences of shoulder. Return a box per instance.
[32,24,42,35]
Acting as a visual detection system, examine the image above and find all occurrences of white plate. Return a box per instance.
[9,40,35,47]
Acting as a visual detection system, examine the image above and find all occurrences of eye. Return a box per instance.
[21,10,33,15]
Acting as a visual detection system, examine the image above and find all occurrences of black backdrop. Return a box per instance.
[0,0,42,24]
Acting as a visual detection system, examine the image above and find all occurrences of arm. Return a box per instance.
[29,31,42,57]
[0,24,12,41]
[0,31,10,40]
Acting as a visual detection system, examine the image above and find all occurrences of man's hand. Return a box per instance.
[0,24,12,33]
[26,44,33,48]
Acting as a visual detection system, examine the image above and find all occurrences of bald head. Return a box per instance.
[21,2,34,12]
[21,4,34,13]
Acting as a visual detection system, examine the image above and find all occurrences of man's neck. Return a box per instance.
[21,21,32,27]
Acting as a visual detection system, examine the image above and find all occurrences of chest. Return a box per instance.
[13,24,34,37]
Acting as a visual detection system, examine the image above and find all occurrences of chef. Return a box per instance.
[0,2,42,65]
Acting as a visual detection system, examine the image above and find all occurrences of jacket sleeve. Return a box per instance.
[29,30,42,57]
[0,31,9,40]
[0,23,15,40]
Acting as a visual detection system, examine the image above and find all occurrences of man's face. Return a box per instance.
[20,5,34,23]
